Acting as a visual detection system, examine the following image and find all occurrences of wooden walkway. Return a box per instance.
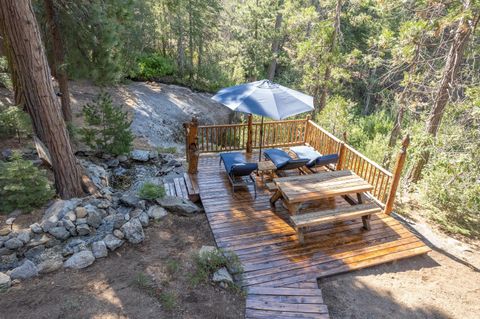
[196,153,430,319]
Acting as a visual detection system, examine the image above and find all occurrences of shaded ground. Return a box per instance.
[0,214,245,319]
[319,250,480,319]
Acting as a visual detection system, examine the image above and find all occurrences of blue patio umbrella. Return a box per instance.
[212,79,314,160]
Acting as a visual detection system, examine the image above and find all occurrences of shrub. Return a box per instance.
[0,105,32,140]
[80,92,133,156]
[0,153,55,213]
[135,53,176,80]
[138,182,165,200]
[189,248,242,287]
[157,146,177,154]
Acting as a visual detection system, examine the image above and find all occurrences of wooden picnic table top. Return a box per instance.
[273,170,373,204]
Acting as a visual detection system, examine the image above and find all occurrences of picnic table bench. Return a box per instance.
[269,170,381,244]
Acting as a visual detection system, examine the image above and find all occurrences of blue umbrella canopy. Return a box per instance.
[211,80,314,120]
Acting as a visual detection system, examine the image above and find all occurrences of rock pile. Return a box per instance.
[0,149,200,289]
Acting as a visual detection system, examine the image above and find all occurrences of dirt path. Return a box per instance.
[0,214,244,319]
[319,250,480,319]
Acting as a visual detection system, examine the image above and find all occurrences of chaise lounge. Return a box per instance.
[263,149,310,174]
[290,145,339,172]
[219,152,258,197]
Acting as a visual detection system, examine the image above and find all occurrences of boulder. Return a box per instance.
[87,210,103,228]
[157,196,201,216]
[9,260,38,280]
[113,214,126,229]
[104,234,124,251]
[113,229,124,239]
[16,231,31,244]
[42,199,79,231]
[117,155,128,163]
[4,238,23,250]
[106,158,120,168]
[138,212,149,227]
[76,218,87,225]
[130,149,150,162]
[120,218,145,244]
[212,267,234,285]
[75,207,88,219]
[64,211,77,222]
[24,245,46,261]
[64,250,95,269]
[120,193,140,208]
[48,226,70,240]
[0,252,18,271]
[76,224,91,236]
[30,223,43,234]
[0,228,11,236]
[36,249,63,274]
[92,241,108,258]
[79,159,109,189]
[147,206,168,220]
[0,272,11,290]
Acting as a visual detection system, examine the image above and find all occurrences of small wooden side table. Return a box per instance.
[257,160,277,182]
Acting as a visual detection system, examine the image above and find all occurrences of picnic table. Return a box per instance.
[269,170,380,243]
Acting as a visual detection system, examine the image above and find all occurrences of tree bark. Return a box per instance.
[0,0,84,198]
[44,0,72,122]
[177,15,185,76]
[408,4,479,182]
[316,0,342,113]
[267,1,284,81]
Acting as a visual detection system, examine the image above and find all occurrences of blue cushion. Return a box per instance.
[264,149,309,170]
[220,152,258,176]
[290,146,339,168]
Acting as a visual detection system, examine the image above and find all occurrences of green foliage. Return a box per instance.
[80,93,133,156]
[0,56,11,89]
[134,54,176,80]
[0,105,32,140]
[0,153,55,214]
[157,146,177,154]
[315,95,354,136]
[138,182,165,200]
[189,248,242,288]
[159,291,177,311]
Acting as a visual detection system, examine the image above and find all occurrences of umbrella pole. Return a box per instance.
[259,116,264,162]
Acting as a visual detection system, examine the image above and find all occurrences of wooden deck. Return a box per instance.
[196,152,430,319]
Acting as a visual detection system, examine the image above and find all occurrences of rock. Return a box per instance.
[96,200,110,209]
[199,245,216,258]
[113,214,126,229]
[48,226,70,240]
[5,217,16,226]
[64,250,95,269]
[1,148,12,160]
[9,260,38,280]
[24,245,45,261]
[0,247,12,257]
[92,241,108,258]
[147,206,168,220]
[4,238,23,250]
[130,208,143,218]
[16,231,31,244]
[30,223,43,234]
[113,166,128,176]
[149,150,159,160]
[76,218,87,225]
[117,155,128,163]
[104,234,124,251]
[87,210,103,228]
[120,218,145,244]
[212,267,233,285]
[0,252,18,271]
[120,193,140,207]
[36,248,63,274]
[65,211,77,222]
[75,207,88,219]
[0,272,11,290]
[138,212,149,227]
[80,159,110,189]
[0,228,11,236]
[43,199,79,231]
[113,229,124,239]
[106,158,119,168]
[131,149,150,162]
[157,196,201,216]
[26,234,50,248]
[76,224,91,236]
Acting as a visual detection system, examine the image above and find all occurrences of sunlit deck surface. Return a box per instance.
[196,152,430,319]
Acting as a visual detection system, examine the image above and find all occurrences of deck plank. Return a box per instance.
[196,152,430,319]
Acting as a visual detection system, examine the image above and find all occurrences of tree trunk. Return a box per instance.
[408,5,479,183]
[317,0,342,112]
[0,0,84,198]
[267,1,284,81]
[188,0,194,81]
[44,0,72,122]
[177,15,185,76]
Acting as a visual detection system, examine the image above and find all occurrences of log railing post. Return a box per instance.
[304,115,311,144]
[183,117,199,174]
[336,131,347,170]
[246,114,253,153]
[384,135,410,215]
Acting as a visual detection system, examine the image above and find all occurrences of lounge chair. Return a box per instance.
[263,149,310,173]
[290,145,339,171]
[219,152,258,197]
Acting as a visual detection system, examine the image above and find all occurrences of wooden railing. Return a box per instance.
[184,116,409,215]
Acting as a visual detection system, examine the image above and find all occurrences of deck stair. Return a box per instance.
[164,173,200,202]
